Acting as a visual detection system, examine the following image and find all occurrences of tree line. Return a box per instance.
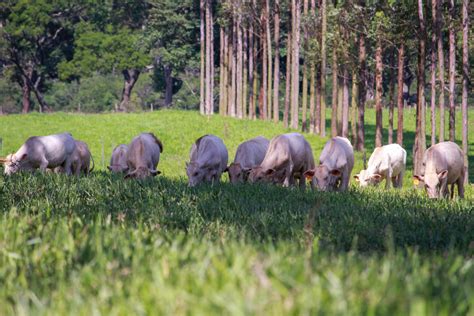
[0,0,472,180]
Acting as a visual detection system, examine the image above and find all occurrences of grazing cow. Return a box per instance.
[55,140,94,175]
[1,133,76,175]
[354,144,406,188]
[248,133,315,188]
[125,133,163,179]
[186,135,228,187]
[108,144,129,173]
[413,141,465,199]
[304,137,354,192]
[226,136,269,184]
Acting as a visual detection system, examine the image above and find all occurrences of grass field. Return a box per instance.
[0,109,474,315]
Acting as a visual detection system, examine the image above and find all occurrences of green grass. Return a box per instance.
[0,109,473,315]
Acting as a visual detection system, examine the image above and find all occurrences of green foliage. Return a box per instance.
[0,110,474,314]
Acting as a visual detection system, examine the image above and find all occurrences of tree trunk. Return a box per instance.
[357,33,366,152]
[284,26,292,128]
[337,78,343,135]
[205,0,212,115]
[200,0,205,115]
[301,0,309,132]
[396,43,405,146]
[430,0,437,145]
[219,27,228,116]
[320,0,327,137]
[290,0,301,129]
[331,48,338,137]
[261,7,268,121]
[351,70,358,146]
[209,1,215,115]
[249,13,255,119]
[236,8,243,119]
[414,0,427,176]
[375,39,383,148]
[273,0,281,123]
[309,0,317,133]
[164,65,173,107]
[462,0,469,183]
[21,75,31,113]
[266,0,273,121]
[448,0,456,141]
[119,69,140,111]
[229,15,237,117]
[437,0,445,142]
[243,26,248,118]
[388,52,396,144]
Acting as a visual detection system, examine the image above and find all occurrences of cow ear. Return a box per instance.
[353,175,360,182]
[371,174,382,181]
[19,153,27,161]
[330,169,342,177]
[304,169,315,179]
[265,168,275,175]
[438,170,448,179]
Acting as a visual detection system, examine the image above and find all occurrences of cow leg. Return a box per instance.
[396,168,405,188]
[385,168,392,189]
[63,157,73,176]
[39,158,49,172]
[299,173,306,190]
[339,173,349,192]
[458,177,465,199]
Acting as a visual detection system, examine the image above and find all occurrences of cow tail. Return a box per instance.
[89,154,95,173]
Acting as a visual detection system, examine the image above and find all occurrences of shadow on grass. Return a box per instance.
[1,171,473,253]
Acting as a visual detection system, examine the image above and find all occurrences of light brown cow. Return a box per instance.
[248,133,315,188]
[304,137,354,192]
[108,144,129,173]
[1,133,76,175]
[413,141,465,199]
[186,135,228,187]
[226,136,269,184]
[125,133,163,179]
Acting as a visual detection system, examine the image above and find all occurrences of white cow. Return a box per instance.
[248,133,315,189]
[1,133,76,175]
[304,137,354,192]
[413,141,465,199]
[108,144,129,173]
[125,133,163,179]
[186,135,228,187]
[354,144,406,188]
[226,136,269,184]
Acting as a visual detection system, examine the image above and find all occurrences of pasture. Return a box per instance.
[0,109,474,314]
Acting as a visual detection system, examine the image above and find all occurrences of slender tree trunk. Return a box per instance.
[119,69,140,111]
[375,39,383,148]
[462,0,469,183]
[229,17,236,117]
[273,0,281,123]
[236,8,243,119]
[414,0,427,176]
[261,9,268,120]
[388,52,396,144]
[284,27,292,128]
[309,0,317,133]
[21,75,31,113]
[357,33,366,151]
[164,65,173,107]
[430,0,437,145]
[301,0,309,132]
[210,2,215,115]
[437,0,445,142]
[319,0,327,137]
[337,78,343,135]
[220,27,228,116]
[331,48,338,137]
[200,0,205,115]
[396,43,405,146]
[291,0,301,129]
[266,0,273,120]
[249,14,255,119]
[351,70,358,146]
[448,0,456,141]
[243,27,248,118]
[205,0,212,115]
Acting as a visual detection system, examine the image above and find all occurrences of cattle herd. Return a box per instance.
[0,131,467,199]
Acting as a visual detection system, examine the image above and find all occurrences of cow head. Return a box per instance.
[108,164,128,173]
[226,163,251,184]
[125,167,160,179]
[414,171,448,198]
[354,170,383,187]
[186,162,216,187]
[304,165,342,191]
[2,153,27,175]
